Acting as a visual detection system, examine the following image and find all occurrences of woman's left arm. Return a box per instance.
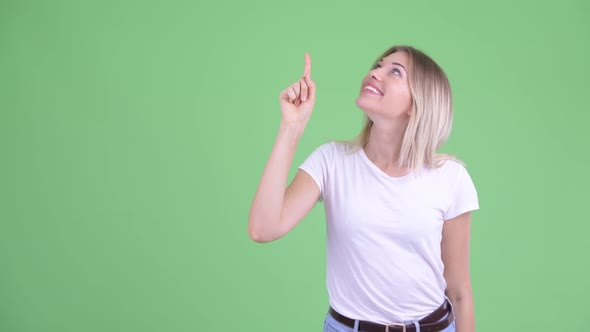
[441,211,475,332]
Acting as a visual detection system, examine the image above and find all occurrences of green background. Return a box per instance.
[1,0,588,331]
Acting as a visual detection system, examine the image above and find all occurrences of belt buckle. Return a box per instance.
[385,323,406,332]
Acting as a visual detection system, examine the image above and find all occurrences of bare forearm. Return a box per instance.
[248,122,304,241]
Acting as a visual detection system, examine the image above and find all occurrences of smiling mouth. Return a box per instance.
[364,85,383,96]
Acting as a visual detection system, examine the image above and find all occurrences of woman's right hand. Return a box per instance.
[279,53,316,128]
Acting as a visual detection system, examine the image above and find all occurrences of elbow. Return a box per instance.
[248,228,272,243]
[247,220,276,243]
[248,209,285,243]
[445,284,473,305]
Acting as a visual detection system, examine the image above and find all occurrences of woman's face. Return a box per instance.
[355,51,413,121]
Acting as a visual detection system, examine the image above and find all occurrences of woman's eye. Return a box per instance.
[392,68,401,76]
[372,63,382,69]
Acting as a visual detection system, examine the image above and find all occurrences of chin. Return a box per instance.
[355,96,376,114]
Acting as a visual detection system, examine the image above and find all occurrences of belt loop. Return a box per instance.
[353,319,359,332]
[412,320,420,332]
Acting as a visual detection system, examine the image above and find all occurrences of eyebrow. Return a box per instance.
[391,62,407,72]
[378,60,407,73]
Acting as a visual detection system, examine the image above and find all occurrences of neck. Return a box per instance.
[364,120,410,175]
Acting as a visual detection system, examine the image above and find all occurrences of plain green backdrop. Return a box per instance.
[1,0,589,331]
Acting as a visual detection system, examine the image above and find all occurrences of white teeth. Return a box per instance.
[364,86,382,95]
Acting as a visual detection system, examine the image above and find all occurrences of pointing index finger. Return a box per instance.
[303,53,312,79]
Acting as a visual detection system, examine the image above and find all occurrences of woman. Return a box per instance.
[248,46,479,332]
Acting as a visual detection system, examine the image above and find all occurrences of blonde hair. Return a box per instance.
[347,45,462,172]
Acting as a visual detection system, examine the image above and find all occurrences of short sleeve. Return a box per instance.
[298,143,334,202]
[444,164,480,220]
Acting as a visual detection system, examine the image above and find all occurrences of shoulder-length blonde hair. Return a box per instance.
[348,45,461,171]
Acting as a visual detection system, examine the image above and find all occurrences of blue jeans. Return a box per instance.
[322,309,456,332]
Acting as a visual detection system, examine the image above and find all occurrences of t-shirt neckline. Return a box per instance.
[357,147,415,182]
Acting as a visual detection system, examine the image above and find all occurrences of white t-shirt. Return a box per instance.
[299,142,479,324]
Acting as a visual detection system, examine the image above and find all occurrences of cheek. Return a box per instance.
[397,87,413,106]
[404,90,413,104]
[387,86,412,103]
[381,88,412,114]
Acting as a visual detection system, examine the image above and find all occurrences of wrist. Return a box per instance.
[278,121,305,142]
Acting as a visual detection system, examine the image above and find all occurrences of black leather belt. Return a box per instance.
[328,300,454,332]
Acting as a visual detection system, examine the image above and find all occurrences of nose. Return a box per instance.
[369,68,382,81]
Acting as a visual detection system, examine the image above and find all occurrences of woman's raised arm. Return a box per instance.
[248,54,320,243]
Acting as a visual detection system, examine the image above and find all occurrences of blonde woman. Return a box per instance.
[249,46,479,332]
